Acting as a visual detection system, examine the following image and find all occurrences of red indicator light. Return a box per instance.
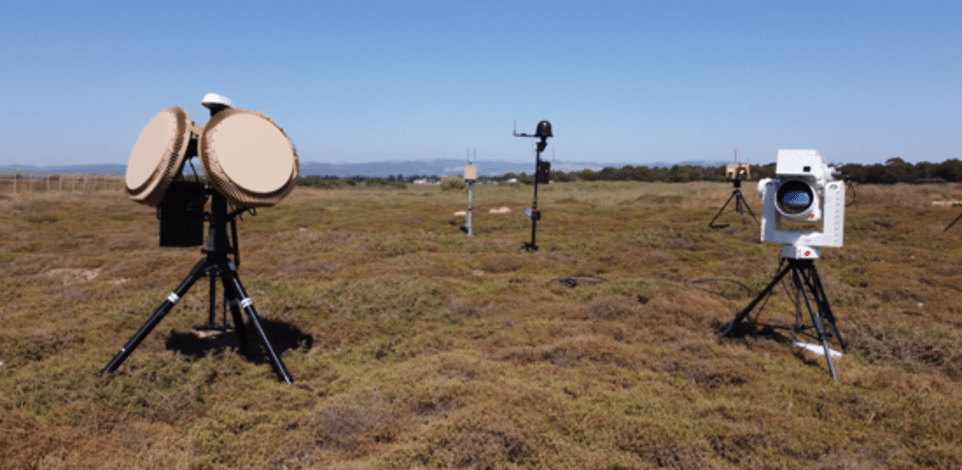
[805,250,811,256]
[810,214,815,219]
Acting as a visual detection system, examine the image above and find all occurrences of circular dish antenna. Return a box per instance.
[199,109,299,207]
[125,107,193,206]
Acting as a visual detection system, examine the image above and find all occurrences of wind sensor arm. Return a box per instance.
[513,120,532,138]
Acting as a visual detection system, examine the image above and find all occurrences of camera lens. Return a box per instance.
[776,180,814,215]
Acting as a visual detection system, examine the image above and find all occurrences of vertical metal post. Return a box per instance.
[530,150,540,250]
[466,180,474,237]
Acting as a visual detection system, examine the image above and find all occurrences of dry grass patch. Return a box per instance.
[3,182,962,468]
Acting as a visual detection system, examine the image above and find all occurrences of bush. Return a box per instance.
[440,176,466,191]
[298,176,358,189]
[361,178,406,189]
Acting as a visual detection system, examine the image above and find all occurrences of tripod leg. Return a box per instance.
[102,259,208,374]
[227,295,251,357]
[718,263,792,340]
[739,194,760,225]
[735,192,747,224]
[945,212,962,232]
[208,272,217,326]
[220,262,293,384]
[795,266,838,381]
[793,268,804,335]
[804,266,847,352]
[709,192,738,228]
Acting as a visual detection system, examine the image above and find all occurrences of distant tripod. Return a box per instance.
[718,257,847,381]
[709,178,758,228]
[102,191,294,383]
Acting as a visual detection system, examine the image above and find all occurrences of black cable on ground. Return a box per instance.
[550,275,610,289]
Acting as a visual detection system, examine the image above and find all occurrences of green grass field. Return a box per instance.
[2,181,962,469]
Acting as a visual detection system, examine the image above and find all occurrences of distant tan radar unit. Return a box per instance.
[709,149,758,228]
[725,149,751,180]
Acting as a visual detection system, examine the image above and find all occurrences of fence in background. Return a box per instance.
[0,169,124,193]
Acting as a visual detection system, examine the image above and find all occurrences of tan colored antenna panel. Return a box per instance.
[199,109,299,207]
[464,165,477,180]
[125,107,194,206]
[726,163,751,180]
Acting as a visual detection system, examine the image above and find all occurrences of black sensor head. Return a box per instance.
[535,120,553,139]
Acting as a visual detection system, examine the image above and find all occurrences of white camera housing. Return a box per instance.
[758,149,844,259]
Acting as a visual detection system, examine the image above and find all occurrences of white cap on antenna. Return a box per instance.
[202,93,233,109]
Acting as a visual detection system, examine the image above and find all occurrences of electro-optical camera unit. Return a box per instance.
[719,149,848,381]
[759,149,845,259]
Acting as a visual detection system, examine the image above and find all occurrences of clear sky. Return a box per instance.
[1,0,959,167]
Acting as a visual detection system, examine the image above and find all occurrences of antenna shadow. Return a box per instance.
[166,318,313,364]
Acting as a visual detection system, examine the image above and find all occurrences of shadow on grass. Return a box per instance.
[718,320,844,345]
[165,317,313,365]
[716,320,845,373]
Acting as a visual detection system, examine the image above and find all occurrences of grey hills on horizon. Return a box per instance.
[1,159,730,178]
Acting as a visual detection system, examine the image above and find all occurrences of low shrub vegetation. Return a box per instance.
[2,182,962,468]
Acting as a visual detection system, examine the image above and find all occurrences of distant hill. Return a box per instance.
[0,163,128,177]
[0,159,729,178]
[298,159,613,178]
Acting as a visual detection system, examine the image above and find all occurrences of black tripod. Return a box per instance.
[709,178,758,228]
[102,191,294,383]
[717,257,847,381]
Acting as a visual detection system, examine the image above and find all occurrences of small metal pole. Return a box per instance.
[530,150,540,250]
[467,180,474,236]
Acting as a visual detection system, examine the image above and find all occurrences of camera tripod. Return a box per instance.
[717,256,847,381]
[102,191,294,383]
[709,178,758,228]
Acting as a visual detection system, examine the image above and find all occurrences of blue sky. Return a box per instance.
[0,1,959,167]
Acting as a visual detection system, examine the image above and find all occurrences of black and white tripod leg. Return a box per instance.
[795,274,838,381]
[805,266,847,352]
[220,262,293,384]
[102,259,209,374]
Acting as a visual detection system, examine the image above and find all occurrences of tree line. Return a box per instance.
[298,157,962,187]
[569,157,962,184]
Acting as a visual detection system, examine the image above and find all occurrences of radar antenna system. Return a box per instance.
[102,94,298,383]
[709,149,759,228]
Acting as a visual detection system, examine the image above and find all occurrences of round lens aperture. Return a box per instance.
[776,180,814,215]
